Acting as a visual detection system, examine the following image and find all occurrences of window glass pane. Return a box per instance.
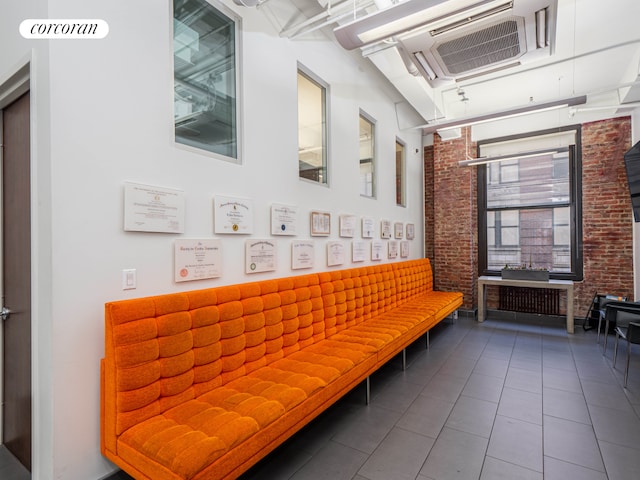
[554,206,571,245]
[487,207,571,272]
[359,114,375,197]
[487,153,570,208]
[500,161,518,183]
[480,130,581,278]
[396,140,405,206]
[298,70,327,184]
[173,0,238,159]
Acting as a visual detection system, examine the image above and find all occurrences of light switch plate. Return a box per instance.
[122,269,137,290]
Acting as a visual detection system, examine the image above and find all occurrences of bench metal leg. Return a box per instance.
[426,331,430,349]
[402,348,407,371]
[365,376,370,405]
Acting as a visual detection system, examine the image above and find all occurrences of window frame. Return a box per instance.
[172,0,243,164]
[477,126,583,281]
[359,109,376,198]
[395,137,406,207]
[297,64,330,186]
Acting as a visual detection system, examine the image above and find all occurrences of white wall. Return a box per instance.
[2,1,424,478]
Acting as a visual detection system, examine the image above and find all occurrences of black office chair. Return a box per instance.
[593,294,627,344]
[613,320,640,387]
[603,302,640,363]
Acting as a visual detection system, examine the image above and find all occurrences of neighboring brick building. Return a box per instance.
[425,117,634,318]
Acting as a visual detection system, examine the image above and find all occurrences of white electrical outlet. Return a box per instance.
[122,269,137,290]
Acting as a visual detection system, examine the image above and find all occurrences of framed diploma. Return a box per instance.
[124,182,185,233]
[406,223,415,240]
[362,216,375,238]
[388,240,399,259]
[245,239,277,274]
[339,214,357,238]
[292,241,314,270]
[380,219,392,239]
[400,240,410,258]
[271,203,298,236]
[352,241,366,262]
[371,241,384,261]
[394,222,404,239]
[174,239,222,282]
[327,241,345,267]
[310,211,331,236]
[214,195,254,234]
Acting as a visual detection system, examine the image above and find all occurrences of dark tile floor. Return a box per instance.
[4,314,640,479]
[0,446,29,480]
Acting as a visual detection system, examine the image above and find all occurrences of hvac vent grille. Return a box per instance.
[435,17,523,75]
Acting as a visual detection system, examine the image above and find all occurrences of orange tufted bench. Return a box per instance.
[101,258,463,480]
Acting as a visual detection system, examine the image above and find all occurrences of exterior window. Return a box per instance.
[173,0,239,161]
[396,139,406,206]
[359,112,375,197]
[479,128,582,280]
[298,68,327,184]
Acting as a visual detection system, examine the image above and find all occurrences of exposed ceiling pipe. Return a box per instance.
[232,0,265,7]
[289,9,371,39]
[280,0,375,38]
[569,102,640,116]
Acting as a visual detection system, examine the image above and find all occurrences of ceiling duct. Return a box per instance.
[335,0,557,87]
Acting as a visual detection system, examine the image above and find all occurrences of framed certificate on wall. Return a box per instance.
[339,214,357,238]
[271,203,298,236]
[380,219,392,239]
[311,211,331,236]
[214,195,254,234]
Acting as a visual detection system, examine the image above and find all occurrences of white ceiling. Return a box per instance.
[243,0,640,133]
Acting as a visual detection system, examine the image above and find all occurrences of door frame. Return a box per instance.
[0,54,32,454]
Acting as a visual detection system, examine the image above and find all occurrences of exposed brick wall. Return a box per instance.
[577,117,634,312]
[424,145,434,259]
[430,127,478,309]
[425,118,634,318]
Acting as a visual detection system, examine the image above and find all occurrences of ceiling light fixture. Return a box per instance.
[458,147,569,167]
[422,95,587,134]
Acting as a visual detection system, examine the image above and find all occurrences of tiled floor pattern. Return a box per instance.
[239,316,640,480]
[0,446,29,480]
[5,315,640,479]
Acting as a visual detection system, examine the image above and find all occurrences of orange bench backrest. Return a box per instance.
[102,259,434,452]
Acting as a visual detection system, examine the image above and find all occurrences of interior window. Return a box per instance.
[173,0,239,161]
[359,112,375,197]
[396,139,406,206]
[298,68,328,184]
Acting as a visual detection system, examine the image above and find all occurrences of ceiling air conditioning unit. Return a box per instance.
[334,0,557,87]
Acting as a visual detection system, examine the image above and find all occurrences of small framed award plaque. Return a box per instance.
[380,219,392,239]
[310,211,331,236]
[400,240,410,258]
[388,241,399,259]
[394,222,404,239]
[406,223,415,240]
[362,216,374,238]
[339,214,357,238]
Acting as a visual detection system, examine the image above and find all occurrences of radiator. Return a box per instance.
[498,286,560,316]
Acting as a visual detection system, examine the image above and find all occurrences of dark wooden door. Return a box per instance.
[2,91,32,471]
